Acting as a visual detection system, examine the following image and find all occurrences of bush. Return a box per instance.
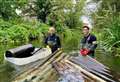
[0,19,50,43]
[93,6,120,56]
[62,28,81,51]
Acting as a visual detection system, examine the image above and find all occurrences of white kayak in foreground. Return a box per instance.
[4,48,52,66]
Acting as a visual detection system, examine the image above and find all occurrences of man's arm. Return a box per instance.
[88,36,97,51]
[44,37,48,45]
[57,36,61,48]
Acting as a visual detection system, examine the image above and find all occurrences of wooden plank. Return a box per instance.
[12,50,62,82]
[53,61,85,82]
[64,61,97,82]
[69,55,116,82]
[65,60,106,82]
[32,53,68,82]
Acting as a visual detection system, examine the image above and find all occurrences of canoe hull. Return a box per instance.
[4,48,52,66]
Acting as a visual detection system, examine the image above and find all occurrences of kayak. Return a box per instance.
[4,44,52,66]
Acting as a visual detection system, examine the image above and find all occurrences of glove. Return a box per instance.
[46,45,51,50]
[57,48,61,50]
[80,49,90,56]
[80,49,85,55]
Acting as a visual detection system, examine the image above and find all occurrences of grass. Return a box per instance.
[93,8,120,56]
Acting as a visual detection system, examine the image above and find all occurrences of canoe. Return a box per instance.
[4,44,52,66]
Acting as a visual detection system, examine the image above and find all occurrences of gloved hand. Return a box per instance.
[80,49,85,55]
[46,45,51,50]
[46,45,52,53]
[80,49,90,56]
[57,48,61,50]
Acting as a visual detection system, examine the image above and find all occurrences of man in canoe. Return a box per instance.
[80,25,97,58]
[45,27,61,53]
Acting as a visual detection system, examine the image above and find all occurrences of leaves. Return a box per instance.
[0,0,28,20]
[93,7,120,53]
[0,19,49,43]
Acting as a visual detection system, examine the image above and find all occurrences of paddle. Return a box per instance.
[32,47,42,55]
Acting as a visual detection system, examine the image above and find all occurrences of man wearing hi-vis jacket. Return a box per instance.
[80,26,97,58]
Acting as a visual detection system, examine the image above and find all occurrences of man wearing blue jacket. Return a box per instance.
[80,26,97,58]
[45,27,61,53]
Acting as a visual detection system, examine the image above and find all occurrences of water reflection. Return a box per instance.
[0,63,15,82]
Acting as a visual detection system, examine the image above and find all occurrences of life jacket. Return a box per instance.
[47,34,57,47]
[81,34,92,48]
[80,34,91,56]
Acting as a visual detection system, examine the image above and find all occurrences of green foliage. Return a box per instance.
[62,28,81,51]
[7,25,29,42]
[0,0,28,20]
[35,0,53,23]
[37,23,49,34]
[64,12,81,28]
[101,15,120,51]
[0,19,50,43]
[102,0,120,12]
[35,0,85,29]
[93,3,120,55]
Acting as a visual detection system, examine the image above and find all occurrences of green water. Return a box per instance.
[96,50,120,79]
[0,41,120,82]
[0,41,42,82]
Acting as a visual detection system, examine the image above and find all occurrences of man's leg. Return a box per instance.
[89,53,95,58]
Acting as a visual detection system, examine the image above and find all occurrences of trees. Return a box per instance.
[92,0,120,55]
[47,0,84,29]
[35,0,53,23]
[34,0,84,29]
[0,0,28,20]
[102,0,120,12]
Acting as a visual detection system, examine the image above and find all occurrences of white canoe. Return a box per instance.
[4,48,52,66]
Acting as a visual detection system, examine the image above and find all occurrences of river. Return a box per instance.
[0,0,120,81]
[0,40,120,82]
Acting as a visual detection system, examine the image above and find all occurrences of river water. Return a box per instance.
[0,40,120,82]
[0,0,120,82]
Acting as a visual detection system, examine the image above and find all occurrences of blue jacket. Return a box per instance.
[80,34,97,55]
[45,34,61,53]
